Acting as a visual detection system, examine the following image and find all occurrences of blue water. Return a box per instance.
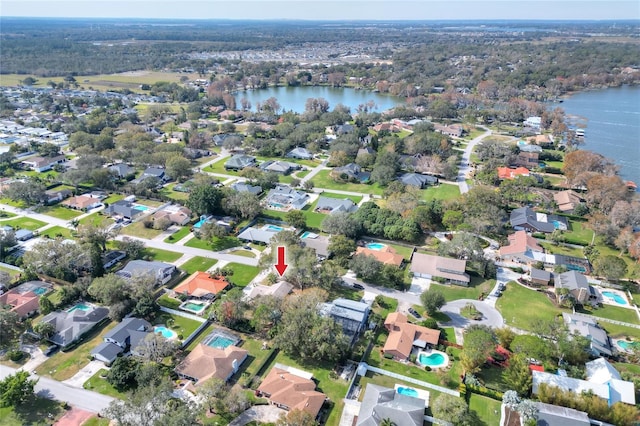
[134,205,149,211]
[33,287,47,296]
[602,291,628,305]
[552,221,563,229]
[234,86,402,114]
[301,231,313,239]
[194,217,209,228]
[154,326,177,339]
[397,387,419,397]
[207,336,234,349]
[419,353,446,367]
[365,243,386,250]
[553,86,640,186]
[565,264,586,273]
[270,203,284,208]
[266,225,283,231]
[67,303,90,313]
[617,340,640,350]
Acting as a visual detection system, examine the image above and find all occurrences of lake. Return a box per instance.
[554,85,640,185]
[234,86,403,114]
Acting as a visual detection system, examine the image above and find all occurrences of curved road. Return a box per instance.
[440,299,505,329]
[457,126,492,194]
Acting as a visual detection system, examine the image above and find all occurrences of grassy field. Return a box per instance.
[316,191,363,204]
[102,193,125,204]
[153,312,203,338]
[429,278,495,302]
[120,221,163,239]
[159,184,190,201]
[164,226,191,243]
[538,241,584,258]
[496,282,560,331]
[577,304,639,325]
[422,183,461,202]
[39,225,74,239]
[225,262,260,287]
[312,170,385,196]
[602,322,640,340]
[180,256,218,274]
[2,217,47,231]
[593,243,638,279]
[469,393,503,426]
[185,235,242,251]
[37,206,82,220]
[228,249,256,258]
[141,247,182,263]
[78,212,114,227]
[36,321,116,381]
[0,396,64,426]
[563,220,594,246]
[82,417,111,426]
[83,369,126,398]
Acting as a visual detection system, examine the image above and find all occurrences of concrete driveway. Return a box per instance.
[229,405,287,426]
[441,299,504,331]
[63,360,106,388]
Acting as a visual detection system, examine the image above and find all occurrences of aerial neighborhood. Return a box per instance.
[0,17,639,426]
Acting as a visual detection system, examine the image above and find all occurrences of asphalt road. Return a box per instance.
[0,366,114,413]
[440,299,505,328]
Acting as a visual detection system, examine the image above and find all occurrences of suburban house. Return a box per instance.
[562,313,612,356]
[44,188,72,205]
[104,200,145,221]
[224,154,256,171]
[243,280,294,301]
[314,196,358,215]
[523,116,542,129]
[257,365,326,419]
[263,185,309,211]
[554,190,584,213]
[355,246,404,267]
[518,403,590,426]
[152,205,192,226]
[237,226,281,245]
[300,232,331,259]
[286,147,313,160]
[398,173,439,188]
[356,384,425,426]
[171,271,229,300]
[41,305,109,349]
[213,133,244,147]
[330,163,370,182]
[585,358,636,405]
[102,250,127,269]
[91,317,152,364]
[498,230,544,263]
[383,312,441,360]
[518,144,543,153]
[433,123,463,137]
[175,344,248,386]
[510,206,563,233]
[554,271,592,304]
[15,229,34,241]
[116,260,176,286]
[230,182,262,195]
[21,154,66,172]
[62,195,102,211]
[532,364,635,407]
[0,288,39,319]
[497,166,530,180]
[260,160,300,175]
[410,253,470,286]
[529,134,554,147]
[514,151,539,168]
[529,268,552,286]
[319,298,370,341]
[134,167,171,184]
[108,163,135,179]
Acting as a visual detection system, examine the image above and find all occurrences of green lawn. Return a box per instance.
[563,220,593,246]
[39,225,73,239]
[82,417,111,426]
[429,277,495,302]
[228,249,256,258]
[185,235,242,251]
[2,217,47,231]
[316,191,363,204]
[0,197,27,208]
[180,256,218,274]
[225,262,260,287]
[577,304,639,325]
[0,396,64,426]
[38,205,82,220]
[142,247,182,263]
[422,183,461,202]
[312,170,385,195]
[538,241,584,258]
[601,322,640,340]
[328,284,364,302]
[78,212,114,227]
[371,295,399,319]
[164,226,191,243]
[469,393,503,426]
[593,243,637,279]
[120,221,163,239]
[0,264,21,282]
[159,183,190,201]
[153,312,202,339]
[102,193,125,204]
[36,320,116,381]
[496,282,560,331]
[83,369,126,398]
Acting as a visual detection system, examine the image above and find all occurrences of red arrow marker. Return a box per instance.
[274,246,288,276]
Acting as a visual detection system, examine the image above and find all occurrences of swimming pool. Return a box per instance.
[365,243,386,251]
[180,301,206,313]
[602,291,627,305]
[301,231,313,239]
[617,340,640,351]
[154,326,177,339]
[207,336,235,349]
[417,350,448,368]
[565,264,587,273]
[264,224,283,232]
[270,203,285,208]
[67,303,91,313]
[33,287,48,296]
[134,205,149,211]
[397,387,419,397]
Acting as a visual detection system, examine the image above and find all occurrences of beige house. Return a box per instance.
[257,366,326,419]
[383,312,440,361]
[175,344,247,386]
[410,253,469,286]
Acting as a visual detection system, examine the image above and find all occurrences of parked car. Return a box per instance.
[493,290,502,297]
[408,307,421,319]
[352,283,364,290]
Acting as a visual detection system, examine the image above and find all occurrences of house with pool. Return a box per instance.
[319,298,371,343]
[356,384,426,426]
[257,365,326,419]
[171,271,229,312]
[562,313,612,357]
[383,312,442,363]
[116,260,176,287]
[498,230,544,264]
[355,245,404,267]
[555,271,594,305]
[410,253,470,286]
[263,185,309,211]
[175,343,248,387]
[40,304,109,349]
[314,196,358,215]
[237,224,288,245]
[91,317,152,364]
[0,287,40,319]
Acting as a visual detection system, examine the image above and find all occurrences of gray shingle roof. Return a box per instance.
[357,384,425,426]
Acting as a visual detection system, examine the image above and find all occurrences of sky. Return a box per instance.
[2,0,639,21]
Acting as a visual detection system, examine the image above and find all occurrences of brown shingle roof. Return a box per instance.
[175,344,247,385]
[410,253,469,283]
[257,367,326,417]
[355,246,404,267]
[383,312,440,359]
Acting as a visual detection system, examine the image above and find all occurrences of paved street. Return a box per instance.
[457,126,492,194]
[440,299,505,329]
[0,366,114,414]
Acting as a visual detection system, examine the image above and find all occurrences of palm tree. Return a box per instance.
[380,419,395,426]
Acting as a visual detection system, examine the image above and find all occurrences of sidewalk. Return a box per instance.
[62,360,106,388]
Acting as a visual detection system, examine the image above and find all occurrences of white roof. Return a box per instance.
[533,370,635,406]
[586,357,621,383]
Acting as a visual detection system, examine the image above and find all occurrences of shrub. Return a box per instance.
[425,366,432,372]
[7,350,24,362]
[409,354,417,363]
